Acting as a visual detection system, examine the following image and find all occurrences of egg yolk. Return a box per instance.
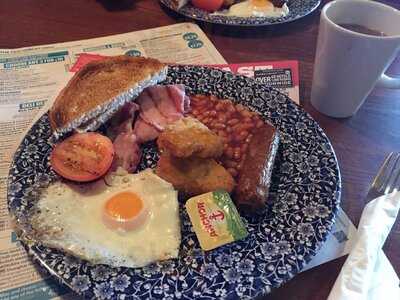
[251,0,269,7]
[105,192,143,220]
[103,192,147,231]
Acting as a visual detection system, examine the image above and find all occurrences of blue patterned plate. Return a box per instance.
[160,0,321,26]
[7,65,340,299]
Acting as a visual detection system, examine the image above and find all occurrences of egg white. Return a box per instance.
[30,169,180,268]
[216,0,289,18]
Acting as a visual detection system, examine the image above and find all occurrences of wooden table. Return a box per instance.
[1,0,399,299]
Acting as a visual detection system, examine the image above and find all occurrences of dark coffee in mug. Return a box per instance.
[338,23,386,36]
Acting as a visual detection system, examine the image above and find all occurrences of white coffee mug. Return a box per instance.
[310,0,400,118]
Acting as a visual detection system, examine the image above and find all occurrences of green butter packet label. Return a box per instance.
[185,190,248,251]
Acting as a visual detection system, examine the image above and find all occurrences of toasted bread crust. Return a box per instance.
[49,56,167,132]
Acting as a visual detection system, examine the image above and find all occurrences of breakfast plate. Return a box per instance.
[7,65,340,299]
[160,0,321,26]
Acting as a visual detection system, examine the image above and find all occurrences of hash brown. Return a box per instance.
[155,154,235,196]
[157,117,223,159]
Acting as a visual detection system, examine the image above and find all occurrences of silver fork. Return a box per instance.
[370,152,400,196]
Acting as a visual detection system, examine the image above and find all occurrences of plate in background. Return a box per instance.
[160,0,321,26]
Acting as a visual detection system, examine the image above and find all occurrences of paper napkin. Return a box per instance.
[328,191,400,300]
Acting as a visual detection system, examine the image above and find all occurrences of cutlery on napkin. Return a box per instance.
[328,153,400,300]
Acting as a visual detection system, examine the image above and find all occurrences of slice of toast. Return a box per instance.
[49,55,168,140]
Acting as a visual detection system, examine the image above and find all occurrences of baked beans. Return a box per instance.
[188,94,264,179]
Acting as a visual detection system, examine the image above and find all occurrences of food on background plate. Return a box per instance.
[172,0,224,11]
[158,117,224,159]
[191,0,224,12]
[235,123,280,211]
[49,56,168,140]
[215,0,289,17]
[156,154,235,196]
[50,132,114,182]
[171,0,189,9]
[271,0,288,7]
[223,0,236,7]
[179,0,289,17]
[185,190,248,251]
[28,169,181,268]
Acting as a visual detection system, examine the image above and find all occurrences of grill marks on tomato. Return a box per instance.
[60,140,103,176]
[51,132,114,182]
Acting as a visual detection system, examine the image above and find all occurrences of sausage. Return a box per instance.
[234,122,280,211]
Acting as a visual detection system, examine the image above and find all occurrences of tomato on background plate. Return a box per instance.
[191,0,224,12]
[50,132,114,182]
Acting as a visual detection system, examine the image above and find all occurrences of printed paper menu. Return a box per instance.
[211,60,300,104]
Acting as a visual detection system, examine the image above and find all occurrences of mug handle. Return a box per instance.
[376,74,400,89]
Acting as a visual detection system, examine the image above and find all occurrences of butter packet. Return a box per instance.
[185,190,248,251]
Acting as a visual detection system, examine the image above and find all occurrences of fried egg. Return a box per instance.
[220,0,289,18]
[30,169,180,268]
